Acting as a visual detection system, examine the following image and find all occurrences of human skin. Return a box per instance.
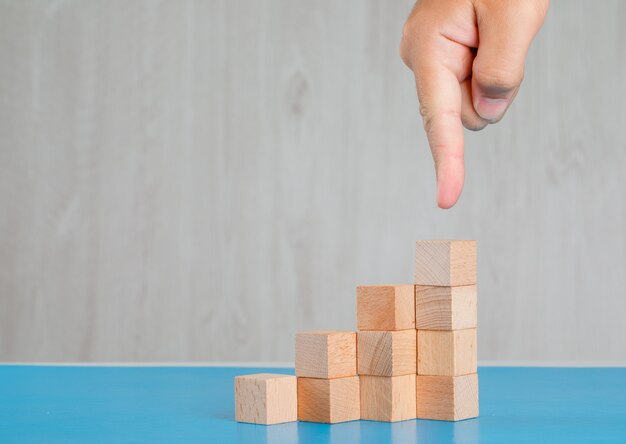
[400,0,549,209]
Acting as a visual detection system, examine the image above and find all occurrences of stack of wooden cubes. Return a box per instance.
[414,240,479,421]
[357,285,417,422]
[295,331,360,423]
[234,240,478,425]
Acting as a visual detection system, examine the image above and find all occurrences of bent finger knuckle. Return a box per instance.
[473,67,523,93]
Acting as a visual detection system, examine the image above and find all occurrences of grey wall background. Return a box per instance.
[1,1,625,364]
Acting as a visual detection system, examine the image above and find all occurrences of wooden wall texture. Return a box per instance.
[1,1,625,363]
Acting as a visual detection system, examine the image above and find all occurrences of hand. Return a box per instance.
[400,0,549,208]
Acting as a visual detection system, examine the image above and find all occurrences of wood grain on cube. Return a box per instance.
[415,285,477,330]
[360,374,417,422]
[417,329,477,376]
[416,374,479,421]
[297,376,360,423]
[235,373,297,424]
[356,285,415,331]
[414,240,476,286]
[357,330,416,377]
[295,331,356,379]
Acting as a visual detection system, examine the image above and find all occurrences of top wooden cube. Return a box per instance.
[295,331,357,379]
[356,285,415,331]
[415,240,476,286]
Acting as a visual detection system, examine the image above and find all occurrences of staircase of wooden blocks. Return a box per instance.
[235,240,479,424]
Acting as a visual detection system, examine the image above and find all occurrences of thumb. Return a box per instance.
[472,0,548,122]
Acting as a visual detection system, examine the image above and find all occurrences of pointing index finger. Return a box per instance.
[414,63,465,209]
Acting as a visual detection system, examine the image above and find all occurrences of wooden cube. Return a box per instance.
[414,240,476,286]
[360,374,417,422]
[235,373,297,424]
[417,329,477,376]
[295,331,356,379]
[357,330,416,376]
[297,376,360,423]
[416,374,479,421]
[415,285,477,330]
[356,285,415,331]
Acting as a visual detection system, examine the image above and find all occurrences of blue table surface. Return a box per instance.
[1,366,625,443]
